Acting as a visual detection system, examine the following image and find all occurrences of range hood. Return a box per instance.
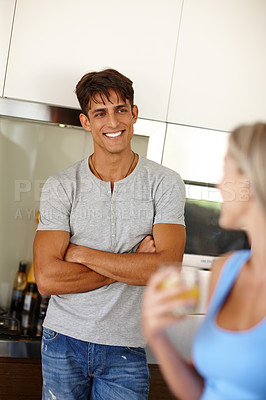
[0,97,81,128]
[0,96,168,165]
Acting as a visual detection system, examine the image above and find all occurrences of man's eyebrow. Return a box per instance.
[91,107,106,115]
[116,104,130,109]
[91,104,130,114]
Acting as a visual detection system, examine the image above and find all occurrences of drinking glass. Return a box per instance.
[157,263,200,316]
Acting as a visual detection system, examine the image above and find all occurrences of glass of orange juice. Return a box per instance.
[157,263,200,315]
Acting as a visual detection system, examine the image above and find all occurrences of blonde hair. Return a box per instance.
[228,122,266,215]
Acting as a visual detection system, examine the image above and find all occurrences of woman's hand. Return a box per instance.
[142,266,192,343]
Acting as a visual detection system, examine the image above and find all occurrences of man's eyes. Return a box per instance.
[94,108,128,118]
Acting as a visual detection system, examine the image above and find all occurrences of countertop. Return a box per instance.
[0,314,204,363]
[0,335,41,358]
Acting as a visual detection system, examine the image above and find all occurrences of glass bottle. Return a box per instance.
[21,282,39,336]
[10,261,27,325]
[36,294,50,336]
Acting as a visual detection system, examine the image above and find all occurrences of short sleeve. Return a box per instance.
[37,176,71,232]
[154,172,186,226]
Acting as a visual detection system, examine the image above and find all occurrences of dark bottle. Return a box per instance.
[21,282,40,336]
[10,261,27,326]
[36,294,50,336]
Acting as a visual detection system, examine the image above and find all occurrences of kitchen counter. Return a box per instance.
[0,335,41,358]
[0,313,203,362]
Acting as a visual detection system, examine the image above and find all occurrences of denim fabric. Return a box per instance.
[41,328,150,400]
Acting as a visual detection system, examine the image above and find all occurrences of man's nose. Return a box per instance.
[106,112,119,128]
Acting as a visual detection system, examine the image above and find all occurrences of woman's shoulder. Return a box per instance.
[207,251,235,305]
[207,250,250,305]
[212,251,234,271]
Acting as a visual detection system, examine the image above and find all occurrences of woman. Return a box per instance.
[142,123,266,400]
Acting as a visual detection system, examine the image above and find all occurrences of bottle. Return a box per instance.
[36,294,50,336]
[21,282,39,336]
[10,261,28,325]
[21,210,42,336]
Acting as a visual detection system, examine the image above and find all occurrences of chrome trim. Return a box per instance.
[0,97,167,164]
[0,337,41,358]
[0,97,81,127]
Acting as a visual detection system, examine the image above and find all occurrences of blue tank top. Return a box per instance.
[192,250,266,400]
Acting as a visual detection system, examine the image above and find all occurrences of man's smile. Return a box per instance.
[104,130,124,138]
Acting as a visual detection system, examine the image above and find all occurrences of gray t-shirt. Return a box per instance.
[38,155,185,347]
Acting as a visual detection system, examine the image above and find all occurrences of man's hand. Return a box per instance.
[64,243,85,264]
[136,235,156,254]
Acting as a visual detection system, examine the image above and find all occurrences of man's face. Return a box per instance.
[80,89,138,155]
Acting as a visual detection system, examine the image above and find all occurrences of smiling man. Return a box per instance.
[33,68,186,400]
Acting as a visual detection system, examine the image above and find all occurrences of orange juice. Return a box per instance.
[176,285,200,302]
[158,278,199,301]
[157,275,180,290]
[157,270,200,314]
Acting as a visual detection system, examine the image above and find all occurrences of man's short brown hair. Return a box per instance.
[75,68,134,117]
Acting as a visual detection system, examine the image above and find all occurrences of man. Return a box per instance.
[34,68,186,400]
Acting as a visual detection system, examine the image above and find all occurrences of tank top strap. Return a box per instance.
[208,250,251,316]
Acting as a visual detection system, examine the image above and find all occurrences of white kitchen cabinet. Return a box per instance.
[167,0,266,131]
[4,0,183,121]
[162,124,229,184]
[0,0,16,96]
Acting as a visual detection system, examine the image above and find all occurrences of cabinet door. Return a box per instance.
[167,0,266,131]
[0,0,16,96]
[0,357,42,400]
[4,0,183,121]
[162,124,229,184]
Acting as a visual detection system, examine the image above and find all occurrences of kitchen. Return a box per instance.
[1,0,266,399]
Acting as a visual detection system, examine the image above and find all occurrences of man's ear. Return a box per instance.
[132,105,138,124]
[79,113,91,131]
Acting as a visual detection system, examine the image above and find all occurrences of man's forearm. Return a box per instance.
[33,231,115,296]
[80,249,177,285]
[34,256,115,296]
[64,246,181,286]
[64,224,186,286]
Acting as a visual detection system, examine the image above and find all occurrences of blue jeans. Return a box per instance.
[41,328,150,399]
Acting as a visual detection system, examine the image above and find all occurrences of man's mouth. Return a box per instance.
[104,130,124,138]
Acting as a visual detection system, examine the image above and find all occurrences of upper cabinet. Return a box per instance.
[3,0,183,121]
[167,0,266,131]
[162,124,229,184]
[0,0,16,96]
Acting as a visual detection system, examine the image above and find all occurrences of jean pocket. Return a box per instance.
[126,347,146,358]
[42,327,58,342]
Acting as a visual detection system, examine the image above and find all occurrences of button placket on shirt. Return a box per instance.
[110,185,117,247]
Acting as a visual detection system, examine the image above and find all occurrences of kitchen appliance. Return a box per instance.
[183,181,249,269]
